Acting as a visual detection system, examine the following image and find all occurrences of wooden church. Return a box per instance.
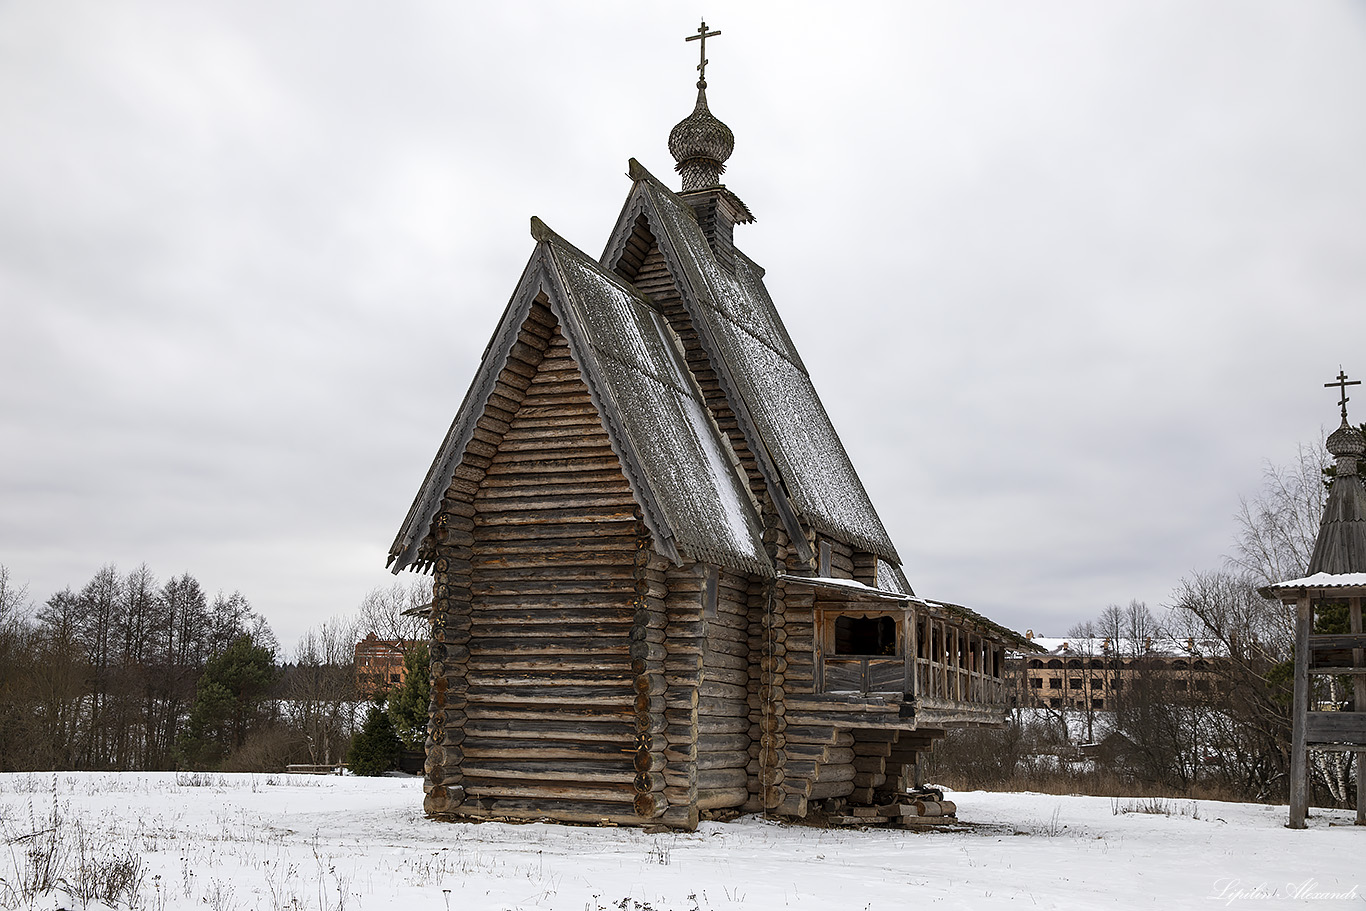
[388,24,1029,829]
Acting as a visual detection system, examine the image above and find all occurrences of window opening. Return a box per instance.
[833,615,897,656]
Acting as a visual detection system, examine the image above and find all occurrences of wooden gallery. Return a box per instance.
[388,26,1030,830]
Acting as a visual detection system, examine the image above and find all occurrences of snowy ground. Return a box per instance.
[0,772,1361,911]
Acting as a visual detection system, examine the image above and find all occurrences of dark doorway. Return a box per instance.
[833,615,897,656]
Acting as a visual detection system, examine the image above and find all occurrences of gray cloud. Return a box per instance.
[2,1,1364,648]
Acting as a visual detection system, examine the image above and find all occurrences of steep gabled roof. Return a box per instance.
[389,217,770,577]
[601,160,901,565]
[1306,422,1366,575]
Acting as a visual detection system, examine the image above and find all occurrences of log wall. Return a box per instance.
[423,300,561,817]
[426,306,657,824]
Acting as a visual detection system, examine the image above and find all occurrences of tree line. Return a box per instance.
[0,563,430,774]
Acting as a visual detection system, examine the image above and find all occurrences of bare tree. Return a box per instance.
[1229,442,1327,588]
[0,565,28,626]
[284,616,362,766]
[356,579,432,648]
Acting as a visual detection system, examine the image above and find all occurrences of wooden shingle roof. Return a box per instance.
[1306,420,1366,576]
[388,217,770,577]
[601,161,902,566]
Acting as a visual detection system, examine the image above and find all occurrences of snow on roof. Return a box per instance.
[777,573,910,602]
[1022,637,1227,658]
[633,171,901,565]
[547,236,769,573]
[1264,571,1366,592]
[389,220,771,577]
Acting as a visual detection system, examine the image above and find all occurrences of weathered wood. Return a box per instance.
[460,740,633,761]
[453,798,643,825]
[695,750,750,771]
[698,768,748,790]
[1304,712,1366,742]
[463,718,634,738]
[465,686,634,705]
[698,715,751,735]
[461,762,635,784]
[1290,596,1312,828]
[696,787,749,811]
[1308,633,1366,651]
[806,779,855,801]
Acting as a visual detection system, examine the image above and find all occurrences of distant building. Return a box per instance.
[1009,632,1224,710]
[354,633,417,697]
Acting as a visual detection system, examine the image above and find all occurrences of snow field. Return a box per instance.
[0,772,1360,910]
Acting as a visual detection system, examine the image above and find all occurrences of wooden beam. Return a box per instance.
[1289,595,1311,829]
[1353,596,1365,826]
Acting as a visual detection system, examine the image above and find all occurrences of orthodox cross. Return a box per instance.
[687,20,721,85]
[1325,367,1361,422]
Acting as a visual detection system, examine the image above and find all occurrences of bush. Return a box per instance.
[347,700,401,776]
[387,642,430,750]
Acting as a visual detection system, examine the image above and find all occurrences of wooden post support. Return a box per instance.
[1289,595,1312,829]
[1353,596,1365,827]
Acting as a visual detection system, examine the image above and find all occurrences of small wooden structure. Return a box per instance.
[1262,371,1366,827]
[387,25,1029,829]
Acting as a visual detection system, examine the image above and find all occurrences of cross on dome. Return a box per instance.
[669,19,734,191]
[1325,367,1361,423]
[686,21,722,88]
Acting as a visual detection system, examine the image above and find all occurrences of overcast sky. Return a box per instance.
[3,1,1365,652]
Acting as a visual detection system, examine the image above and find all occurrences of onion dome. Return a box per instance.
[1306,371,1366,574]
[669,82,734,191]
[1327,418,1365,474]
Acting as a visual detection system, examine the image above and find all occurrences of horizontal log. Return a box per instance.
[471,580,637,597]
[697,696,748,719]
[851,742,893,758]
[496,411,604,433]
[465,685,634,705]
[472,550,636,570]
[700,680,750,701]
[698,716,752,735]
[851,771,886,788]
[470,592,636,609]
[468,637,631,656]
[467,672,634,688]
[477,490,639,512]
[697,768,748,790]
[814,763,857,784]
[663,768,697,790]
[806,779,855,801]
[488,442,616,463]
[459,783,634,803]
[460,740,633,762]
[475,506,639,527]
[696,750,750,771]
[852,755,886,773]
[463,718,634,739]
[667,620,749,643]
[702,650,750,672]
[698,733,751,753]
[783,725,852,746]
[461,761,634,784]
[469,619,633,636]
[696,787,749,811]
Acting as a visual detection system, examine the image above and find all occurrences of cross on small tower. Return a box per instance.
[1325,367,1361,422]
[686,20,721,87]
